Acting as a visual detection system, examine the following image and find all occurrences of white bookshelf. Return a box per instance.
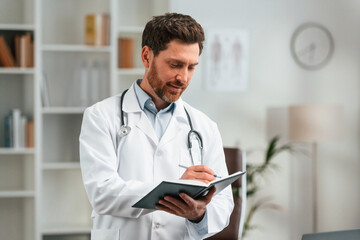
[0,24,35,31]
[0,0,169,239]
[42,44,111,53]
[0,68,35,74]
[0,148,35,155]
[42,107,85,115]
[0,2,37,240]
[42,162,81,170]
[117,68,145,75]
[0,190,35,198]
[118,26,144,34]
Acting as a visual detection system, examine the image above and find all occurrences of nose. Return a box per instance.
[175,68,189,84]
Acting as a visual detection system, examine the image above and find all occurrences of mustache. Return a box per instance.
[168,80,187,88]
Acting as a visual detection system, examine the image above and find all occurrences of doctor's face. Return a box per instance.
[146,40,199,105]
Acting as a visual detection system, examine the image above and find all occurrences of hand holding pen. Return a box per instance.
[179,164,221,184]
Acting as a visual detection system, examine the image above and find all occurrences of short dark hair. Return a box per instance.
[142,13,205,56]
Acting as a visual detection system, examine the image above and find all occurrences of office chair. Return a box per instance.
[206,147,247,240]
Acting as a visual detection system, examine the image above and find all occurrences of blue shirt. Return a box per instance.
[134,79,175,140]
[133,79,208,235]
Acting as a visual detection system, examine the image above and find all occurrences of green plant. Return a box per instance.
[242,136,296,238]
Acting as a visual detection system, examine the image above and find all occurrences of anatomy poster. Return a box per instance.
[204,29,249,92]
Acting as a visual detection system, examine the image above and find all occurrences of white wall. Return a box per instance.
[170,0,360,239]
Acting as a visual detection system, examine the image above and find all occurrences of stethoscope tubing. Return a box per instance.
[119,89,203,164]
[119,89,131,136]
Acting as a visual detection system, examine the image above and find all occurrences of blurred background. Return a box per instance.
[0,0,359,239]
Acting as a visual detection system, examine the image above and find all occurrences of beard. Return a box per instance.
[147,61,187,103]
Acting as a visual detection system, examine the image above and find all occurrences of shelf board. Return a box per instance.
[42,44,111,53]
[118,26,144,34]
[0,24,35,31]
[0,68,35,74]
[42,162,80,170]
[118,68,144,75]
[41,226,91,235]
[42,107,86,114]
[0,148,35,155]
[0,190,35,198]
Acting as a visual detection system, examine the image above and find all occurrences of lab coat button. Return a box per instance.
[155,223,161,229]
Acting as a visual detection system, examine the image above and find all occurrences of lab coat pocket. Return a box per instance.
[91,229,120,240]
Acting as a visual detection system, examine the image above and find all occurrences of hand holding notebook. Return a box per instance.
[132,171,245,210]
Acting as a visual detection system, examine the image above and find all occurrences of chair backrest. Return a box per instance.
[206,147,246,240]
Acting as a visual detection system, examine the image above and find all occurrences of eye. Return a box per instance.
[170,63,184,69]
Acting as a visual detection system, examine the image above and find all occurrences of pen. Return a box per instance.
[178,164,222,178]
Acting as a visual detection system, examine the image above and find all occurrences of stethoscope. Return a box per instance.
[119,89,203,165]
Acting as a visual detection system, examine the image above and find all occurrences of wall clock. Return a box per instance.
[290,22,334,70]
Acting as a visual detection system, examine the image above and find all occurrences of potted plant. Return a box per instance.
[242,136,296,238]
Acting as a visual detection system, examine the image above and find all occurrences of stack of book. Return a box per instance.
[4,109,34,148]
[0,33,34,68]
[84,13,110,46]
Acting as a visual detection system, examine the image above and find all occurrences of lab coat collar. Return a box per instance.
[172,99,188,124]
[122,82,142,113]
[121,83,157,144]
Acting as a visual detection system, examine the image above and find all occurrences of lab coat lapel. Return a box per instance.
[136,112,159,145]
[122,83,159,145]
[159,99,189,147]
[122,84,140,113]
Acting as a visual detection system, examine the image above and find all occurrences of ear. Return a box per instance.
[141,46,153,68]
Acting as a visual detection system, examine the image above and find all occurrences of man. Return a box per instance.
[79,13,233,240]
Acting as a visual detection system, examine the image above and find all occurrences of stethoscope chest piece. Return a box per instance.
[119,125,131,136]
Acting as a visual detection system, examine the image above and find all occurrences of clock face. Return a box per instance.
[291,23,334,70]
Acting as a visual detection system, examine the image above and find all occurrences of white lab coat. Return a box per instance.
[79,82,234,240]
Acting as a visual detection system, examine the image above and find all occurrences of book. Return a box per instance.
[4,112,13,147]
[15,33,34,68]
[19,34,27,67]
[0,36,15,67]
[118,38,135,68]
[20,115,28,148]
[101,14,110,46]
[29,40,34,67]
[95,14,103,45]
[40,73,51,107]
[15,35,20,67]
[85,14,96,45]
[12,109,21,148]
[132,170,245,210]
[26,121,34,148]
